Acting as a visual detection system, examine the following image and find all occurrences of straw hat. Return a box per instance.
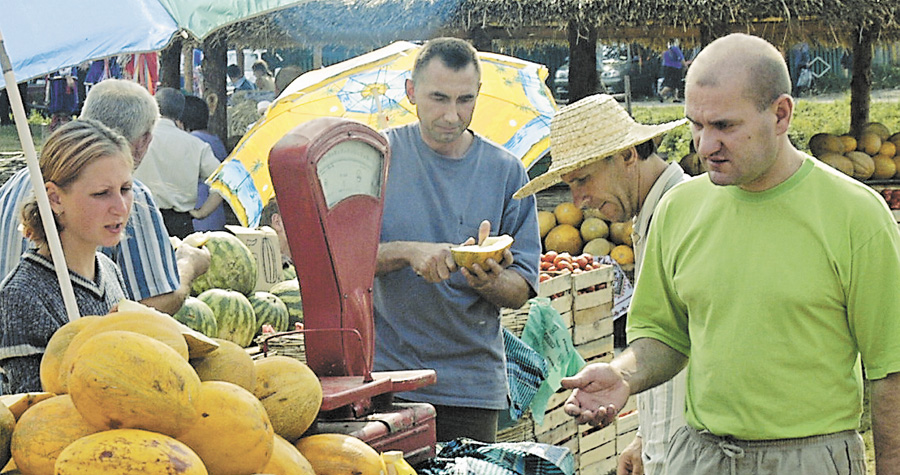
[514,94,687,198]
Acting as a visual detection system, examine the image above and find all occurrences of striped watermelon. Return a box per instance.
[172,296,218,338]
[249,291,289,335]
[269,279,303,328]
[189,232,257,296]
[197,288,257,347]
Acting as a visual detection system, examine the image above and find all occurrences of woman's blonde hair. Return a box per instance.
[21,119,132,247]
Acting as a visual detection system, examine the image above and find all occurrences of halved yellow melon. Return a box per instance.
[450,235,514,271]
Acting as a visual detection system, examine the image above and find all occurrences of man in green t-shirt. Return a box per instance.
[560,33,900,474]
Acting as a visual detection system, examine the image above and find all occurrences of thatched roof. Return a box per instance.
[219,0,899,51]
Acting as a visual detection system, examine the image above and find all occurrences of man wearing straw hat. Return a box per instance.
[515,93,687,475]
[559,33,900,473]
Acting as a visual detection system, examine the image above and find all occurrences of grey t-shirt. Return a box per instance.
[374,123,541,409]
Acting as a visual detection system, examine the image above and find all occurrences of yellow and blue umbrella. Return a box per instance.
[208,41,558,227]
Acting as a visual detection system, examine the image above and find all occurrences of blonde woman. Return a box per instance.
[0,119,133,393]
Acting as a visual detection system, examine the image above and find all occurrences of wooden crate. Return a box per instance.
[501,271,573,338]
[579,424,617,475]
[572,266,614,311]
[615,411,640,456]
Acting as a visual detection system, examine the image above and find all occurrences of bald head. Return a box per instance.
[686,34,791,110]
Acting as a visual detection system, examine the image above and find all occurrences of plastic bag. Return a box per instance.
[520,298,585,425]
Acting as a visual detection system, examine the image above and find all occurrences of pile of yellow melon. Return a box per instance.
[539,202,634,266]
[809,122,900,181]
[0,302,390,475]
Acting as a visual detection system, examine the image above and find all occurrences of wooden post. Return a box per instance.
[183,41,195,96]
[567,20,598,104]
[849,26,874,138]
[202,31,228,144]
[159,37,182,90]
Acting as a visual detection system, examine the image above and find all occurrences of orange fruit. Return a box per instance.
[544,224,583,255]
[537,211,557,239]
[610,245,635,265]
[554,202,583,227]
[879,141,896,158]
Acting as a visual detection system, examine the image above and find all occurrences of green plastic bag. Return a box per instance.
[521,297,585,425]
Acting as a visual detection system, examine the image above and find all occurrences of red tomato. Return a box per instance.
[543,251,558,263]
[574,256,589,269]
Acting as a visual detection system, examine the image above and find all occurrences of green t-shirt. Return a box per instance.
[628,156,900,440]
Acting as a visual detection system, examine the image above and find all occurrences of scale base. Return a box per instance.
[319,369,436,419]
[308,402,437,465]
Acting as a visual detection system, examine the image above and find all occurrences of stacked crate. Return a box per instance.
[499,264,630,475]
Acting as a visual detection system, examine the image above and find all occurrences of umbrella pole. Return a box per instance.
[0,29,81,322]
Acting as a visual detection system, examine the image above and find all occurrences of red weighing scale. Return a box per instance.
[266,117,437,463]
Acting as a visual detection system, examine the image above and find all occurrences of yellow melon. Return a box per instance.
[862,122,891,141]
[608,221,634,246]
[295,434,386,475]
[177,381,274,475]
[450,235,514,271]
[253,356,323,442]
[189,338,257,392]
[0,404,13,470]
[57,310,189,393]
[39,315,101,394]
[879,141,897,158]
[580,217,609,241]
[808,133,845,157]
[839,135,858,154]
[583,238,613,257]
[0,393,55,420]
[554,202,583,227]
[846,151,876,180]
[872,154,897,180]
[893,156,900,178]
[857,133,882,156]
[537,211,556,239]
[610,245,635,266]
[10,395,100,475]
[261,434,316,475]
[67,331,201,437]
[54,429,207,475]
[818,153,855,176]
[890,132,900,147]
[543,224,583,255]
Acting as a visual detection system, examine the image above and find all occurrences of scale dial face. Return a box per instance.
[316,139,384,208]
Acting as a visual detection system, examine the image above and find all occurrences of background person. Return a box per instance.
[658,39,687,102]
[252,60,276,92]
[227,64,255,92]
[0,79,210,316]
[135,87,223,239]
[561,33,900,474]
[513,93,687,475]
[181,95,228,232]
[0,119,133,393]
[374,37,541,443]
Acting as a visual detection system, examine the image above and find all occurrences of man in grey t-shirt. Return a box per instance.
[374,37,541,443]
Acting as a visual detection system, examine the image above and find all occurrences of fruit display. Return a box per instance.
[0,300,361,475]
[450,234,514,270]
[809,123,900,184]
[540,201,635,267]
